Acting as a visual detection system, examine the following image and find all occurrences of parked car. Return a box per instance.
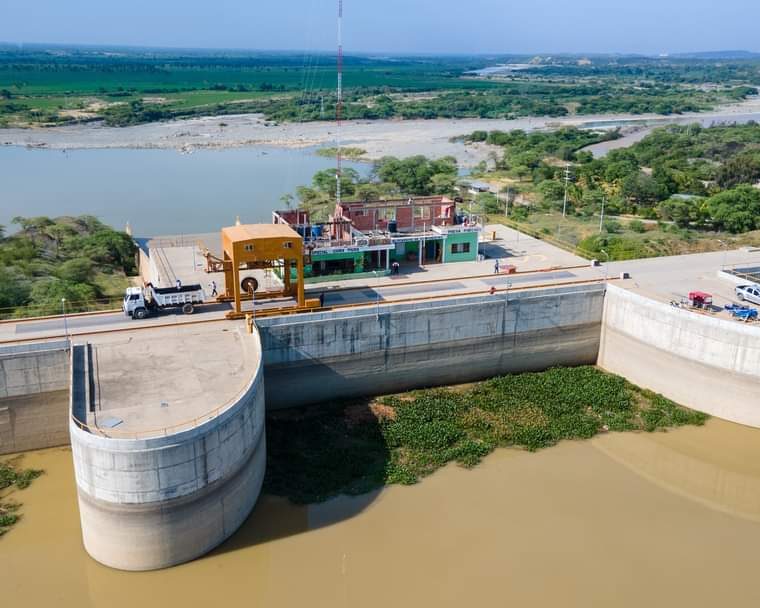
[735,284,760,305]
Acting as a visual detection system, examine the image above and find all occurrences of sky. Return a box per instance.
[1,0,759,56]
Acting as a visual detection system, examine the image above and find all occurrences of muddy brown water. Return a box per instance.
[2,418,760,607]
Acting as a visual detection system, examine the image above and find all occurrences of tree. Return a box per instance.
[28,278,97,315]
[715,154,760,189]
[705,185,760,233]
[429,173,457,196]
[658,197,706,228]
[56,258,94,284]
[279,194,295,210]
[0,267,30,309]
[374,155,457,196]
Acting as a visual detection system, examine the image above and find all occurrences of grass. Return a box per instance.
[487,211,760,261]
[315,146,367,160]
[0,459,43,536]
[264,366,708,504]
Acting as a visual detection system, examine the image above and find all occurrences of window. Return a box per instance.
[451,242,470,254]
[283,241,293,249]
[379,207,396,221]
[244,244,254,252]
[414,206,431,219]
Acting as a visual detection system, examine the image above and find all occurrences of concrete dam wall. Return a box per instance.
[599,285,760,427]
[0,341,70,455]
[257,284,606,409]
[69,330,266,571]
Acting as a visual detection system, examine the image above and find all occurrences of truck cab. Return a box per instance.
[123,286,149,319]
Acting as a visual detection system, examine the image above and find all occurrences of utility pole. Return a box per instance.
[599,196,606,233]
[562,163,571,218]
[505,187,511,217]
[61,298,69,344]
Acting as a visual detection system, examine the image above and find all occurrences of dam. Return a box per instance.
[1,229,759,571]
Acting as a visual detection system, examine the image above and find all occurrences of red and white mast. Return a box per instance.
[336,0,343,205]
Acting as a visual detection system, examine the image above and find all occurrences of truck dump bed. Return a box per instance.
[150,284,205,307]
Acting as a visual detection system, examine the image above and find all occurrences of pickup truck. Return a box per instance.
[735,284,760,305]
[123,284,206,320]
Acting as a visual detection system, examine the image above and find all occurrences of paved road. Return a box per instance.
[2,235,758,344]
[1,267,592,343]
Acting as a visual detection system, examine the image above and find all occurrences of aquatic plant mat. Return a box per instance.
[0,459,43,536]
[265,366,707,503]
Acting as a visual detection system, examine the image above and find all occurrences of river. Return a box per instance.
[2,417,760,607]
[0,146,368,236]
[583,111,760,158]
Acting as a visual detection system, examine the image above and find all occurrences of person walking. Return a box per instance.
[392,261,400,275]
[494,259,500,274]
[209,280,218,297]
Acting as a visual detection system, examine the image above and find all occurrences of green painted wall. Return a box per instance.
[306,251,365,277]
[444,231,479,262]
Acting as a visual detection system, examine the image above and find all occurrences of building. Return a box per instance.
[272,196,481,278]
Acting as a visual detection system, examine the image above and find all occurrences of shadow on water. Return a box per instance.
[210,397,390,556]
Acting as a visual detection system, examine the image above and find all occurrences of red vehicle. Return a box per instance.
[688,291,713,309]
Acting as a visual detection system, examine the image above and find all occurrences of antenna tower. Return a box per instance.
[336,0,344,205]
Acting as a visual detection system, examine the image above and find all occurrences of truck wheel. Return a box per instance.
[133,307,147,320]
[241,277,258,294]
[182,303,195,315]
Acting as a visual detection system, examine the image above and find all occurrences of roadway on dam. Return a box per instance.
[2,223,760,344]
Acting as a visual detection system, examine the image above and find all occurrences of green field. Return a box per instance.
[1,47,757,127]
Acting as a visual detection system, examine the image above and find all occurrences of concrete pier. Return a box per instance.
[69,327,265,571]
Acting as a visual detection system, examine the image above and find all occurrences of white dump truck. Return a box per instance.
[123,284,205,319]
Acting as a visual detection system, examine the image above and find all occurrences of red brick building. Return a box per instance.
[332,196,456,234]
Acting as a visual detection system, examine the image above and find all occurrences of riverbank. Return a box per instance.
[4,97,760,167]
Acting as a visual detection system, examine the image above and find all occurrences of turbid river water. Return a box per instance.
[0,145,368,236]
[2,418,760,607]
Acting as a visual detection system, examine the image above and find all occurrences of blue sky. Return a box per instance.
[1,0,758,55]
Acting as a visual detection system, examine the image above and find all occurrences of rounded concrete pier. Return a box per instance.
[69,326,265,571]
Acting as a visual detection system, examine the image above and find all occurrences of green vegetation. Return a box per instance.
[468,123,760,259]
[315,146,367,160]
[0,459,43,536]
[1,47,757,127]
[0,216,136,318]
[295,155,459,219]
[264,366,707,503]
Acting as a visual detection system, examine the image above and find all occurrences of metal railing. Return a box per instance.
[0,297,123,321]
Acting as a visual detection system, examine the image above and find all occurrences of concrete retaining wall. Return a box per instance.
[69,330,266,571]
[0,341,70,455]
[598,284,760,426]
[257,284,606,409]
